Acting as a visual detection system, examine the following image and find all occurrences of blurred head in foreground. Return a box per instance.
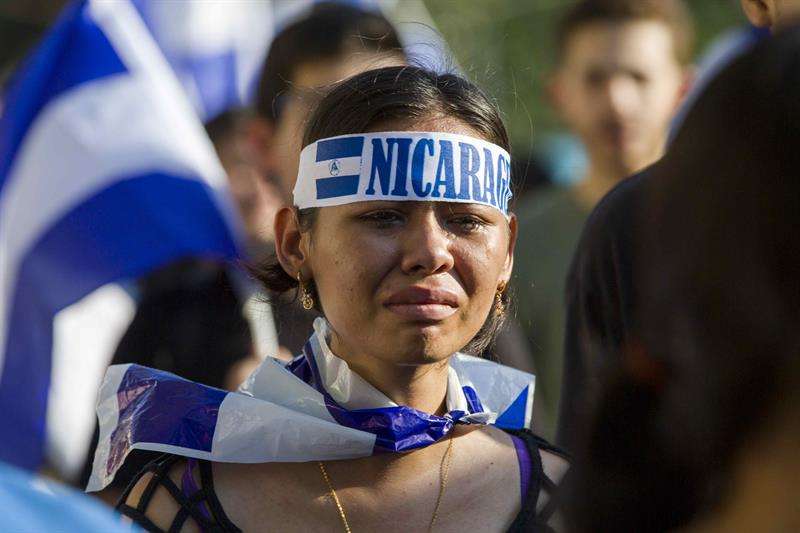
[254,2,405,200]
[571,25,800,533]
[549,0,693,183]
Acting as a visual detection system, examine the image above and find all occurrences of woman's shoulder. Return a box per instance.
[117,454,190,531]
[117,454,239,533]
[501,428,571,532]
[505,428,571,486]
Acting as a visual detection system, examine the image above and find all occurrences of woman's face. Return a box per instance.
[298,120,516,365]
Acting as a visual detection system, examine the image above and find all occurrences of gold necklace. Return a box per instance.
[318,430,456,533]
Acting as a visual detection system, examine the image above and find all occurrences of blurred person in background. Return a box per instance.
[249,2,406,355]
[205,109,284,259]
[557,0,800,450]
[252,1,406,202]
[504,0,693,440]
[568,26,800,532]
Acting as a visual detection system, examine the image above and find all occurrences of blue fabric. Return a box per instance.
[88,317,532,490]
[0,1,127,196]
[132,0,252,121]
[462,385,484,414]
[0,461,131,532]
[316,136,365,161]
[299,340,466,453]
[0,0,242,472]
[181,51,239,121]
[107,365,227,477]
[0,171,238,470]
[494,386,530,430]
[316,175,361,199]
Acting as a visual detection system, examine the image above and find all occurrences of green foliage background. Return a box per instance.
[423,0,746,153]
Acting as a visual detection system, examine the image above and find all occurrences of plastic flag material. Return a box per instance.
[88,318,534,491]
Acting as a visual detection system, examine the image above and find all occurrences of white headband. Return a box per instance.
[293,132,512,216]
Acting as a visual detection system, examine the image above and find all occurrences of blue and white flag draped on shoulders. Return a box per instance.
[88,318,534,491]
[0,0,243,471]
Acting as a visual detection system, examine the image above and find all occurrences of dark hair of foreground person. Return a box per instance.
[568,25,800,533]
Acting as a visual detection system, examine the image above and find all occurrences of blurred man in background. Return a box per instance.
[206,109,285,259]
[506,0,694,439]
[557,0,800,450]
[251,2,406,202]
[567,25,800,531]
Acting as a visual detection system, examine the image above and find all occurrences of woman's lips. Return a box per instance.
[385,303,458,321]
[383,286,459,321]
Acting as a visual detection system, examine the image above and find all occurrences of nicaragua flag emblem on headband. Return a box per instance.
[293,132,513,216]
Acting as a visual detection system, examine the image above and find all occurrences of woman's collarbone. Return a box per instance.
[214,427,521,532]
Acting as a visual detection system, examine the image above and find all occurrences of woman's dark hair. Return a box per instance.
[254,65,512,354]
[569,27,800,532]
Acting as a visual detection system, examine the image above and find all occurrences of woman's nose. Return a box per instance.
[399,213,454,276]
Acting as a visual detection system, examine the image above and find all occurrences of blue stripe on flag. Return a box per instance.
[462,385,484,414]
[107,365,227,477]
[494,385,530,430]
[0,174,238,470]
[315,136,364,162]
[0,1,127,195]
[315,175,360,200]
[182,51,238,120]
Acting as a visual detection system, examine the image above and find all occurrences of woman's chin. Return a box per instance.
[384,325,467,363]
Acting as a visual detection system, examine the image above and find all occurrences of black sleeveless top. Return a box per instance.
[117,429,569,533]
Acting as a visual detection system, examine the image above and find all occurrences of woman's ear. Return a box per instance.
[273,206,307,278]
[740,0,775,28]
[500,213,517,287]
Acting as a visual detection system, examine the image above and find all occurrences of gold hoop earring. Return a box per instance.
[494,287,506,316]
[297,272,314,310]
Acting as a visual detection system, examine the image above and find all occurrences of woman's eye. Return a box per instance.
[360,210,404,228]
[448,215,487,233]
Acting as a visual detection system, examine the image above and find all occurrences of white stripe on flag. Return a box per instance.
[313,155,362,179]
[0,0,238,378]
[0,74,226,377]
[46,283,136,481]
[212,393,377,462]
[86,363,130,492]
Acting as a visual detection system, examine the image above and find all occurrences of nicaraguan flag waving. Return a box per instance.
[0,0,242,471]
